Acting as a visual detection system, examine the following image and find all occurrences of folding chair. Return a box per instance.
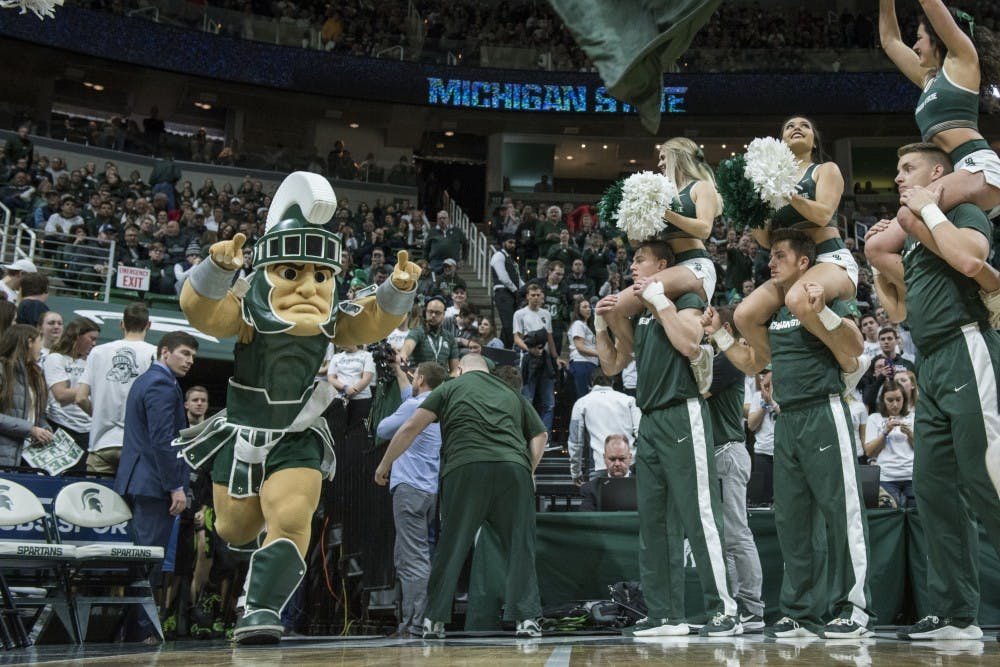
[0,478,78,647]
[53,482,164,642]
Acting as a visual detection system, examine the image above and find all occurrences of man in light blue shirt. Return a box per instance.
[376,359,447,638]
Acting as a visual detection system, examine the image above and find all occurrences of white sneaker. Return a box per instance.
[515,619,542,638]
[691,344,714,395]
[632,619,691,637]
[421,618,445,639]
[981,288,1000,329]
[841,353,870,394]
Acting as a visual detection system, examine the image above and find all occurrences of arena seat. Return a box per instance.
[0,478,78,647]
[52,482,163,642]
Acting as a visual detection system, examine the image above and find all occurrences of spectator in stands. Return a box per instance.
[566,299,599,400]
[578,435,634,511]
[76,301,157,474]
[38,310,63,359]
[0,170,34,218]
[173,241,204,295]
[161,220,191,266]
[4,123,33,167]
[541,260,570,355]
[565,258,594,304]
[431,258,466,300]
[514,283,561,434]
[425,210,467,272]
[149,151,182,210]
[0,324,54,466]
[746,368,777,506]
[859,314,882,358]
[547,228,582,269]
[725,233,754,299]
[476,318,503,349]
[15,272,49,327]
[115,224,149,267]
[115,331,198,644]
[535,205,565,276]
[401,296,459,375]
[490,234,523,348]
[598,270,624,298]
[143,106,166,155]
[42,317,100,472]
[515,211,539,268]
[0,301,14,339]
[567,368,641,484]
[137,243,176,294]
[45,195,84,237]
[863,379,915,508]
[185,386,210,427]
[533,175,553,193]
[0,258,36,304]
[376,359,446,638]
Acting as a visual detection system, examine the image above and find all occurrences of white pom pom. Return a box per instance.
[0,0,64,19]
[616,171,679,241]
[744,137,801,210]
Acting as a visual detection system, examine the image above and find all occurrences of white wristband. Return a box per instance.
[711,328,736,352]
[818,306,843,331]
[641,282,672,312]
[920,203,948,231]
[594,314,607,334]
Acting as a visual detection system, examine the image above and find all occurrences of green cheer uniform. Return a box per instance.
[633,293,737,622]
[768,298,873,631]
[771,164,836,231]
[658,182,698,240]
[419,370,546,624]
[902,203,1000,622]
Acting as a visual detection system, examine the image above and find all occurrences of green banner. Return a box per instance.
[466,508,998,630]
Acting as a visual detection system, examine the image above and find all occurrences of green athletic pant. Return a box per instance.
[773,395,873,630]
[913,325,1000,621]
[636,397,736,621]
[424,461,541,623]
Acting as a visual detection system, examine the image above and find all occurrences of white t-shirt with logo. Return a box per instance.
[566,320,598,365]
[42,353,91,434]
[80,339,156,451]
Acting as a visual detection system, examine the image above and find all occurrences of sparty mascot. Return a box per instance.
[175,172,419,644]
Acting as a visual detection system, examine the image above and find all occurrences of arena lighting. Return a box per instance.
[602,144,608,150]
[92,85,104,91]
[580,143,586,148]
[194,101,212,110]
[348,122,359,129]
[444,130,454,137]
[628,159,637,164]
[565,155,574,160]
[435,142,445,149]
[82,81,93,87]
[721,144,727,149]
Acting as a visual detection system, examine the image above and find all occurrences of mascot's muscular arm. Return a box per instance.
[332,251,420,345]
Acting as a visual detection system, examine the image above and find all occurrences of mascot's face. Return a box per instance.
[266,262,336,335]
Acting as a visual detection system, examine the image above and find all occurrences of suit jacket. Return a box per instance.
[578,470,635,511]
[114,362,188,498]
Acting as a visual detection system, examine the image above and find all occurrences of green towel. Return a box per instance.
[548,0,721,133]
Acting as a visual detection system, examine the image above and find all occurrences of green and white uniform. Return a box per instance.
[633,293,736,621]
[420,371,546,624]
[659,182,716,301]
[768,298,873,631]
[902,203,1000,621]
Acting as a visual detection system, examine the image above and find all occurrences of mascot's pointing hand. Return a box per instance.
[211,232,247,271]
[391,250,422,292]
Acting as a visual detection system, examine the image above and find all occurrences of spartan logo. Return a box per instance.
[106,347,141,384]
[966,157,976,167]
[0,484,11,511]
[81,488,104,513]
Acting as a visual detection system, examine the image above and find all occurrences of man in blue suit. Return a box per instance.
[115,330,199,640]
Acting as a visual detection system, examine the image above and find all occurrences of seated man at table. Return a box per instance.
[578,434,633,511]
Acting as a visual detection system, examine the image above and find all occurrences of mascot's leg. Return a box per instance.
[211,483,266,546]
[232,468,321,645]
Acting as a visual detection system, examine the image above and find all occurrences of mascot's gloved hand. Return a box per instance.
[210,232,247,271]
[391,250,422,292]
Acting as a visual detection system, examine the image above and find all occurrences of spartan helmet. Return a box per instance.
[0,485,11,511]
[81,488,103,513]
[242,172,343,336]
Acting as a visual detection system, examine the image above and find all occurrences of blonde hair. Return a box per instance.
[659,137,723,212]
